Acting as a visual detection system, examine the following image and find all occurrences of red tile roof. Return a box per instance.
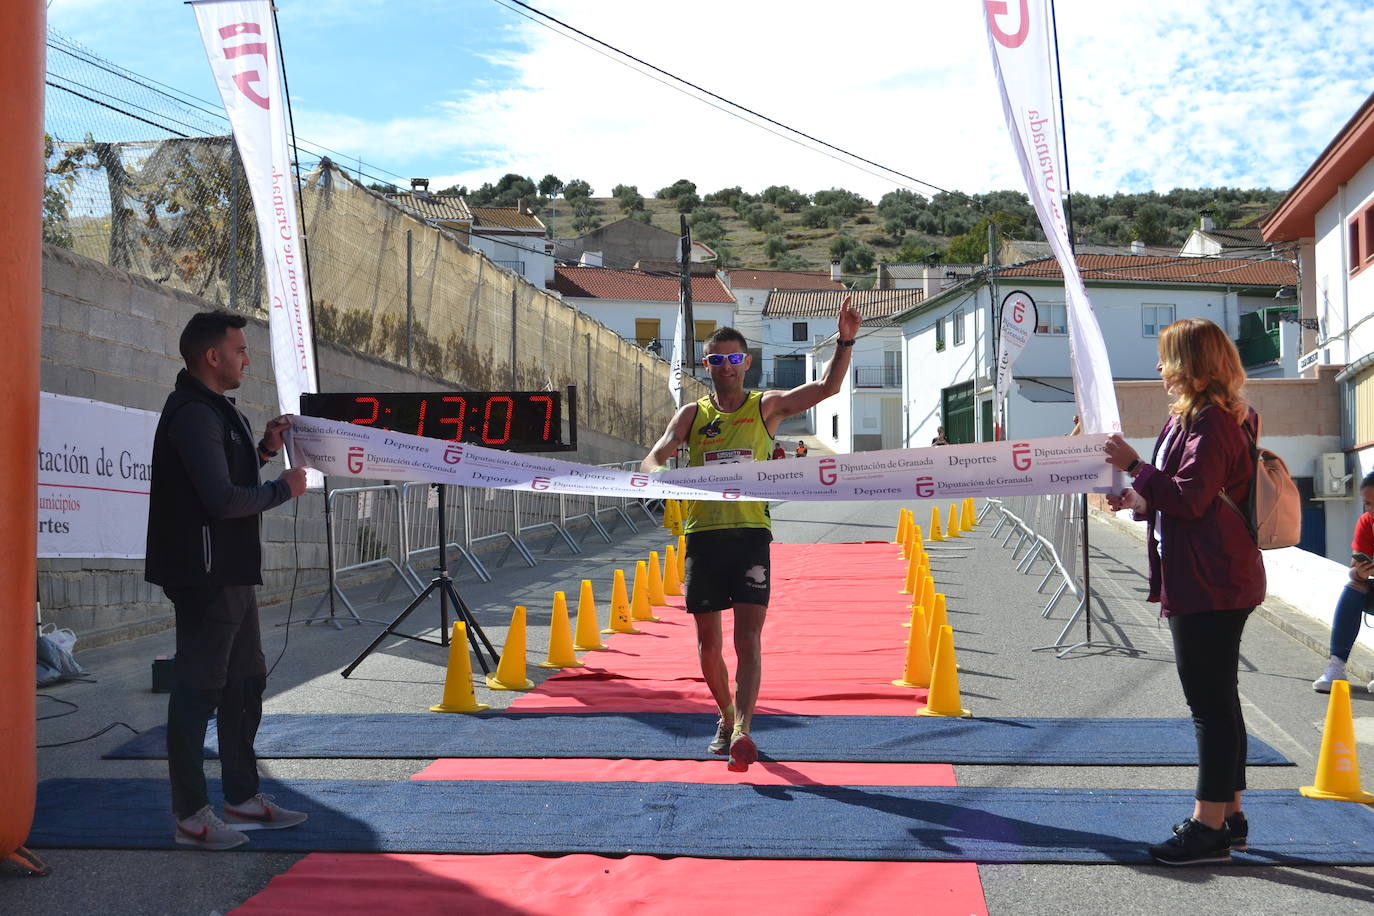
[998,254,1295,287]
[764,288,924,326]
[553,266,735,303]
[470,206,545,233]
[386,192,471,223]
[726,268,845,291]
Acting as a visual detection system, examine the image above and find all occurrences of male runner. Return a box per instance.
[641,297,860,770]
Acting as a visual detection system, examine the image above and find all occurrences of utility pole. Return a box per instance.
[680,214,696,377]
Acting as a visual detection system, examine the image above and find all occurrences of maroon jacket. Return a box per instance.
[1131,407,1265,616]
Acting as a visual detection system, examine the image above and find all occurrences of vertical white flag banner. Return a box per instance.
[984,0,1120,434]
[669,302,685,407]
[996,289,1037,407]
[192,0,317,427]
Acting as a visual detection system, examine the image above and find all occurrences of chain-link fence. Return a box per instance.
[42,30,706,445]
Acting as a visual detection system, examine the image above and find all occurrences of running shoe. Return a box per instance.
[174,805,248,851]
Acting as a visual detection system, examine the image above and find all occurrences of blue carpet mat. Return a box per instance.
[103,713,1292,765]
[29,778,1374,863]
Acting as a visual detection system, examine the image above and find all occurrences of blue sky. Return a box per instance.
[45,0,1374,202]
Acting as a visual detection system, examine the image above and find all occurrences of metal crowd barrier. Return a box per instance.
[314,484,418,619]
[315,460,667,611]
[399,482,491,586]
[985,494,1084,621]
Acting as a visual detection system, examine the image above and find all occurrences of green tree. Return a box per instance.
[572,201,602,233]
[538,174,564,197]
[656,178,697,201]
[841,244,875,274]
[1131,203,1169,245]
[764,233,789,262]
[675,191,701,213]
[563,178,593,201]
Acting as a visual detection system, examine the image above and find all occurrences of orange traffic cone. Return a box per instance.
[486,606,535,690]
[946,503,961,538]
[430,621,490,713]
[664,543,684,596]
[539,591,584,669]
[573,579,607,650]
[961,497,976,529]
[894,605,932,688]
[929,505,943,541]
[918,625,970,717]
[603,569,640,634]
[647,550,669,606]
[631,560,659,622]
[1301,680,1374,802]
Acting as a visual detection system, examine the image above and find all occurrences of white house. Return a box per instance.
[550,265,736,359]
[1262,88,1374,545]
[1179,215,1273,258]
[757,288,922,452]
[722,266,845,388]
[889,253,1296,447]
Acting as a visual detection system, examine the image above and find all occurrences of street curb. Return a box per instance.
[1090,507,1374,688]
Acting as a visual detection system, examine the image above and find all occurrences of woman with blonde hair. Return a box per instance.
[1104,318,1265,866]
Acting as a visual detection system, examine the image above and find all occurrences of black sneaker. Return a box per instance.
[1173,812,1247,852]
[1151,817,1231,866]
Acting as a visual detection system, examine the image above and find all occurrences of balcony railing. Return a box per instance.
[854,365,902,388]
[494,259,526,275]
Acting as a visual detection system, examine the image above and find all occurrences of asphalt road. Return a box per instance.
[5,495,1373,915]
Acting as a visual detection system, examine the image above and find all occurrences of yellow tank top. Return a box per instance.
[685,391,772,533]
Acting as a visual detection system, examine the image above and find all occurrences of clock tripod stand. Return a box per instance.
[340,482,498,677]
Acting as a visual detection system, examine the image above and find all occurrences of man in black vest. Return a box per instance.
[146,310,307,850]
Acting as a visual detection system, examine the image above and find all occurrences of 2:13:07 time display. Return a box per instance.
[299,390,574,452]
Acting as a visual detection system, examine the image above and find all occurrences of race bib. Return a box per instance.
[704,448,754,465]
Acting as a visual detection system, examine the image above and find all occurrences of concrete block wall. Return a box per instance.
[39,245,650,646]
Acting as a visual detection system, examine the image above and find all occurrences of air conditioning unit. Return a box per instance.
[1317,452,1352,498]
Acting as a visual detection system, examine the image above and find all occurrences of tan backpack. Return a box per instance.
[1219,414,1302,550]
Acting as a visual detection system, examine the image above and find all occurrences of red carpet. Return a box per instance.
[232,541,988,915]
[233,854,985,916]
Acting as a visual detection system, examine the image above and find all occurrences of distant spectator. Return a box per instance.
[1069,414,1082,436]
[771,442,786,460]
[931,426,950,446]
[794,441,808,458]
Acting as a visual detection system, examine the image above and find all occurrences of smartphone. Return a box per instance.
[1353,552,1373,565]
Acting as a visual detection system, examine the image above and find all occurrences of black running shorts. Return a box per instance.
[683,527,773,614]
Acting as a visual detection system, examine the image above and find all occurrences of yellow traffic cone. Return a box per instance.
[1300,680,1374,802]
[603,569,640,634]
[929,505,943,541]
[671,501,686,536]
[677,534,687,580]
[893,606,931,688]
[946,503,961,538]
[647,550,669,606]
[664,543,684,596]
[539,591,584,670]
[918,625,970,717]
[662,498,679,533]
[901,550,920,595]
[894,507,909,545]
[430,621,490,713]
[486,606,535,690]
[920,576,936,626]
[631,560,659,622]
[927,592,958,671]
[962,497,976,529]
[901,522,915,561]
[573,579,607,650]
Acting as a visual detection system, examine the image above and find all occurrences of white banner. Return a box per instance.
[669,302,685,407]
[984,0,1120,435]
[285,416,1116,501]
[193,0,317,426]
[996,289,1036,408]
[37,393,159,559]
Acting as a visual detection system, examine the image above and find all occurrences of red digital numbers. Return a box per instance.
[353,396,380,426]
[438,395,467,442]
[482,396,514,445]
[414,397,428,438]
[530,395,554,441]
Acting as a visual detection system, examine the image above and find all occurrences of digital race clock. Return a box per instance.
[299,387,577,453]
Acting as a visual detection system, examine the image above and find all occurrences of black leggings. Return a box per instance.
[1168,608,1253,803]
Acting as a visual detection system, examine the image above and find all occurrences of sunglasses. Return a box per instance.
[702,352,747,367]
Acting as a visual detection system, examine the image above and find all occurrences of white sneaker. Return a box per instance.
[175,805,248,850]
[1313,655,1347,693]
[1368,678,1374,694]
[223,792,307,831]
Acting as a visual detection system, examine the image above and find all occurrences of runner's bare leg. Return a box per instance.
[732,604,767,733]
[693,611,733,716]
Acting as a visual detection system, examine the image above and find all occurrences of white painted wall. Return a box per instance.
[804,327,902,452]
[470,233,553,288]
[1311,157,1374,368]
[558,297,735,351]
